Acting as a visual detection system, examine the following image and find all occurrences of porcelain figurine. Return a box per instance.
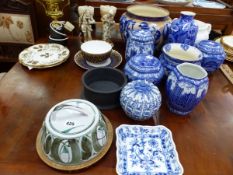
[120,80,162,121]
[166,63,209,115]
[100,5,117,45]
[78,6,95,42]
[194,19,212,44]
[120,4,171,47]
[165,11,198,46]
[124,54,164,85]
[159,43,203,74]
[196,40,226,73]
[125,28,155,61]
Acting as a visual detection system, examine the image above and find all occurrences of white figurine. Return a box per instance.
[100,5,117,44]
[78,6,95,42]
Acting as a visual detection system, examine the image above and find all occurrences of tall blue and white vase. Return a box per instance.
[120,80,162,121]
[125,29,155,62]
[166,11,198,46]
[166,63,209,115]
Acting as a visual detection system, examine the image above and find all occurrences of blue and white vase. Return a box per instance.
[124,54,164,85]
[125,29,155,61]
[120,4,171,45]
[166,63,209,115]
[196,40,226,73]
[166,11,198,46]
[120,80,162,121]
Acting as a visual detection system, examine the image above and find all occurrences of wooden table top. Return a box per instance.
[0,36,233,175]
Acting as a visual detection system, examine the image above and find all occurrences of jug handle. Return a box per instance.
[207,23,212,33]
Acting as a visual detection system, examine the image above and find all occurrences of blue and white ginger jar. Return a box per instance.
[120,4,171,45]
[165,11,198,46]
[124,54,164,85]
[125,29,155,62]
[196,40,226,73]
[166,63,209,115]
[120,80,162,121]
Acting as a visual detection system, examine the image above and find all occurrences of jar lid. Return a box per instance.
[196,40,225,55]
[45,99,100,139]
[128,54,162,73]
[128,29,155,42]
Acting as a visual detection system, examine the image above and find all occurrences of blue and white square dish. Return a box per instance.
[116,124,183,175]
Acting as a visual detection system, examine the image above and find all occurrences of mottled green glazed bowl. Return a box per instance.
[38,99,110,168]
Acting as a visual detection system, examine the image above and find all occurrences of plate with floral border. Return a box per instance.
[116,124,184,175]
[19,43,70,69]
[74,50,122,70]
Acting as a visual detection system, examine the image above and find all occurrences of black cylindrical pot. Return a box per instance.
[82,67,127,110]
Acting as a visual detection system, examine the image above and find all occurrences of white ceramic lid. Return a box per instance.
[45,99,100,139]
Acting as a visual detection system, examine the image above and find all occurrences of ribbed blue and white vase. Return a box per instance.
[166,63,209,115]
[196,40,226,73]
[125,29,155,62]
[124,54,164,85]
[120,80,162,121]
[165,11,198,46]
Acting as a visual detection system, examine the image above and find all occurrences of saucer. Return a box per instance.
[74,50,122,70]
[193,0,226,9]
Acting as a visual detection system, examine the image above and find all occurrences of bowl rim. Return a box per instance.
[81,40,113,55]
[44,99,100,139]
[162,43,202,62]
[82,67,127,94]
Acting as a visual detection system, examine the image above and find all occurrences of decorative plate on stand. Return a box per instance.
[19,43,70,69]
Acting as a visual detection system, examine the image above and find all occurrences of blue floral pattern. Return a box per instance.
[126,29,155,61]
[166,63,209,115]
[166,12,198,46]
[116,124,184,175]
[120,80,161,121]
[196,40,226,73]
[124,54,164,85]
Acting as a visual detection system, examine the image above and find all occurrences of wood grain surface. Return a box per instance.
[0,36,233,175]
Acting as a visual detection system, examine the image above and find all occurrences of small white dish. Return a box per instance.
[193,0,226,9]
[116,124,184,175]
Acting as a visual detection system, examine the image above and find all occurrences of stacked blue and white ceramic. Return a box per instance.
[120,80,162,121]
[124,54,164,85]
[166,63,209,115]
[196,40,226,73]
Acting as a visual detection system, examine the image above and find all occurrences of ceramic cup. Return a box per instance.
[48,35,68,46]
[40,99,108,165]
[81,40,113,63]
[166,63,209,115]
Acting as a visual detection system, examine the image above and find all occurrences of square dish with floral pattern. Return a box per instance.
[116,124,183,175]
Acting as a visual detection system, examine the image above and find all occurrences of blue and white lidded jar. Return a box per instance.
[125,29,155,62]
[196,40,226,73]
[120,80,162,121]
[165,11,198,46]
[124,54,164,85]
[166,63,209,115]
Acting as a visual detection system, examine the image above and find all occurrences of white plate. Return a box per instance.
[19,43,70,69]
[156,0,192,6]
[116,124,184,175]
[193,0,226,9]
